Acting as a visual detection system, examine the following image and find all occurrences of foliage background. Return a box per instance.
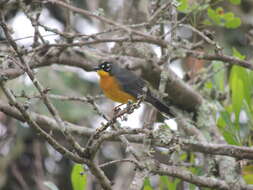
[1,0,253,190]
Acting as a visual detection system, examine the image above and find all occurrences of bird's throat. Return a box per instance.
[97,70,110,77]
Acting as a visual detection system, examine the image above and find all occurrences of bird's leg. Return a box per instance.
[113,103,125,114]
[112,100,136,121]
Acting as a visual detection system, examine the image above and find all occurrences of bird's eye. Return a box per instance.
[99,62,112,72]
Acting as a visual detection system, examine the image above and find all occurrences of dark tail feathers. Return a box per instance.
[147,95,175,117]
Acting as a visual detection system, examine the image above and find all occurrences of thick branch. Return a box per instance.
[0,47,203,111]
[187,50,253,70]
[1,101,253,160]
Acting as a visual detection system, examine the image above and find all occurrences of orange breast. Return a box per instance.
[97,71,136,103]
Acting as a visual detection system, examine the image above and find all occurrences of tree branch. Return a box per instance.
[1,101,253,160]
[187,50,253,70]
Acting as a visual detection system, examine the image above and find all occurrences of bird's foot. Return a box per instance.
[113,103,125,114]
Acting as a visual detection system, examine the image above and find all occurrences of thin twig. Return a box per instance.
[0,17,85,157]
[45,0,168,48]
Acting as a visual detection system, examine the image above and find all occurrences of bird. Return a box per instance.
[93,61,175,117]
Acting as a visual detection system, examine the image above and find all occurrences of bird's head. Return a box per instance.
[93,61,114,77]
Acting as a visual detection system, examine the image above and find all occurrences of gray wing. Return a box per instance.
[112,65,175,116]
[114,68,147,99]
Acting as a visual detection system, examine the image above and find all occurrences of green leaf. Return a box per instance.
[223,12,234,21]
[217,115,226,128]
[159,176,179,190]
[180,152,188,161]
[204,81,213,89]
[225,17,241,28]
[229,48,250,123]
[230,72,244,121]
[232,47,246,60]
[177,0,189,13]
[43,181,59,190]
[243,165,253,184]
[212,61,226,91]
[160,176,169,189]
[229,0,241,5]
[218,111,240,145]
[215,7,224,15]
[219,111,234,128]
[232,48,251,105]
[207,7,241,28]
[168,178,180,190]
[143,178,153,190]
[203,19,212,25]
[197,4,209,11]
[243,101,253,128]
[190,183,197,190]
[71,164,87,190]
[207,8,220,24]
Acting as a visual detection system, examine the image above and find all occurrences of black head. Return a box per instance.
[99,62,112,72]
[93,61,125,77]
[93,61,113,72]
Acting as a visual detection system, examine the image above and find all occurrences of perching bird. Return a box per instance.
[93,61,174,117]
